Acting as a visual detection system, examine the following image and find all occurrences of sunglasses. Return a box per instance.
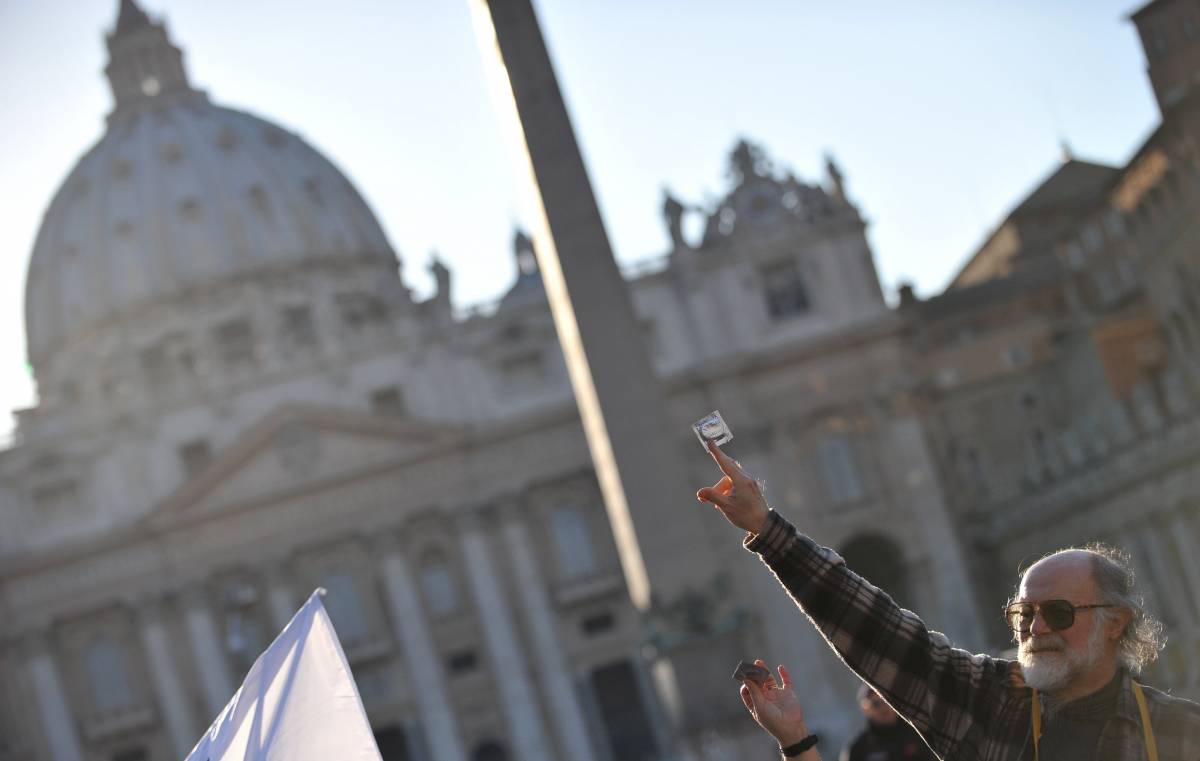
[1003,599,1116,633]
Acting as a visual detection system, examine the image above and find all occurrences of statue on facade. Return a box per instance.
[729,139,771,183]
[662,189,688,251]
[512,229,537,275]
[429,254,452,304]
[825,152,846,200]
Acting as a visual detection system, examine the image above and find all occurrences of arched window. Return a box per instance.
[817,434,864,505]
[551,504,597,579]
[472,741,508,761]
[85,637,136,714]
[840,534,911,610]
[419,550,461,618]
[321,568,370,644]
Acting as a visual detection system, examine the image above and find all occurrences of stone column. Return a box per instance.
[503,516,598,761]
[182,585,236,717]
[377,540,467,761]
[25,632,84,761]
[136,597,199,758]
[460,519,554,761]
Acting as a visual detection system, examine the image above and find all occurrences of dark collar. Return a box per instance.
[1112,669,1145,726]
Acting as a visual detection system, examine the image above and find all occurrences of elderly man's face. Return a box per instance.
[1015,551,1124,695]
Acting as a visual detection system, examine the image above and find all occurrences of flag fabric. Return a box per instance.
[184,589,382,761]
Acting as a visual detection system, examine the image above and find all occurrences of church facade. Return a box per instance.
[2,2,1199,761]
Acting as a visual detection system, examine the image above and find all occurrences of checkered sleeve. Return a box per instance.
[746,510,1020,760]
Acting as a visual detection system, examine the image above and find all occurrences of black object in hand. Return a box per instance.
[732,660,772,684]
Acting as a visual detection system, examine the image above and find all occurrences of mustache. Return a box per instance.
[1021,634,1067,654]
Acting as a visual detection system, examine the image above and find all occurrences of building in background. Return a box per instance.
[1,1,1198,760]
[909,0,1200,696]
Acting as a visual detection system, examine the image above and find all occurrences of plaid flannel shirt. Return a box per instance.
[746,510,1200,760]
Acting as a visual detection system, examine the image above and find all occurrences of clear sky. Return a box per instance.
[0,0,1158,435]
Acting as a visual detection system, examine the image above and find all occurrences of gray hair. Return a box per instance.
[1079,543,1166,674]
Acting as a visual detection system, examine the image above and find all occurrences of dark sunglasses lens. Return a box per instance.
[1041,601,1075,631]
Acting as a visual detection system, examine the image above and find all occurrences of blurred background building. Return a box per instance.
[0,1,1197,760]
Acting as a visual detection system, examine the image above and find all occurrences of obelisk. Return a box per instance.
[469,0,713,612]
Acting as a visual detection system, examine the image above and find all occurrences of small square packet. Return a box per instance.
[692,410,732,449]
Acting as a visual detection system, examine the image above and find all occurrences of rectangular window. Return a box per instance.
[551,505,598,579]
[817,435,865,505]
[761,260,811,320]
[582,611,616,636]
[370,387,406,416]
[280,306,317,353]
[179,439,212,479]
[447,650,477,675]
[336,293,387,333]
[215,319,257,368]
[420,562,460,618]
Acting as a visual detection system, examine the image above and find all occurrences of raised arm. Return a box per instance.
[697,442,1020,758]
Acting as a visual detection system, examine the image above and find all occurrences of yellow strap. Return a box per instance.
[1031,682,1158,761]
[1133,681,1159,761]
[1032,688,1042,761]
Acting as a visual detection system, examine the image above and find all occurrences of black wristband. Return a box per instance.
[780,734,818,756]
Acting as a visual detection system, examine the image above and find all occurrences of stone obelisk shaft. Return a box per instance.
[472,0,710,610]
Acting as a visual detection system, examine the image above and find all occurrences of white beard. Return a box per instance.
[1018,617,1106,693]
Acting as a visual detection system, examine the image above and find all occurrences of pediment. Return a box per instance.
[149,404,464,525]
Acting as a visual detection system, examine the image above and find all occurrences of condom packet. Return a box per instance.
[732,660,772,685]
[692,410,733,449]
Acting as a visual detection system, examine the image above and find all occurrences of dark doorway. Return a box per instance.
[591,660,658,761]
[374,725,410,761]
[840,533,911,609]
[472,740,508,761]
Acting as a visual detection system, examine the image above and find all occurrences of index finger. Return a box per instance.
[706,439,743,480]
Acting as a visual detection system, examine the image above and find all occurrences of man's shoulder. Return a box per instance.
[1140,681,1200,723]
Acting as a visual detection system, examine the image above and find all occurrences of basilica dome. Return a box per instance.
[25,0,397,377]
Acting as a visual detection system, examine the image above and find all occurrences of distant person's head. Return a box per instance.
[857,684,899,727]
[1007,544,1164,697]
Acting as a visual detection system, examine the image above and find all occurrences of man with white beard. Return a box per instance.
[697,442,1200,760]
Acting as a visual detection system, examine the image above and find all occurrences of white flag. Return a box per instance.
[184,589,382,761]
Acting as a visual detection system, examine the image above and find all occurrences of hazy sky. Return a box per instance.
[0,0,1157,434]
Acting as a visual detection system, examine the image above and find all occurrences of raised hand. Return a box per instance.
[696,440,771,534]
[738,660,811,748]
